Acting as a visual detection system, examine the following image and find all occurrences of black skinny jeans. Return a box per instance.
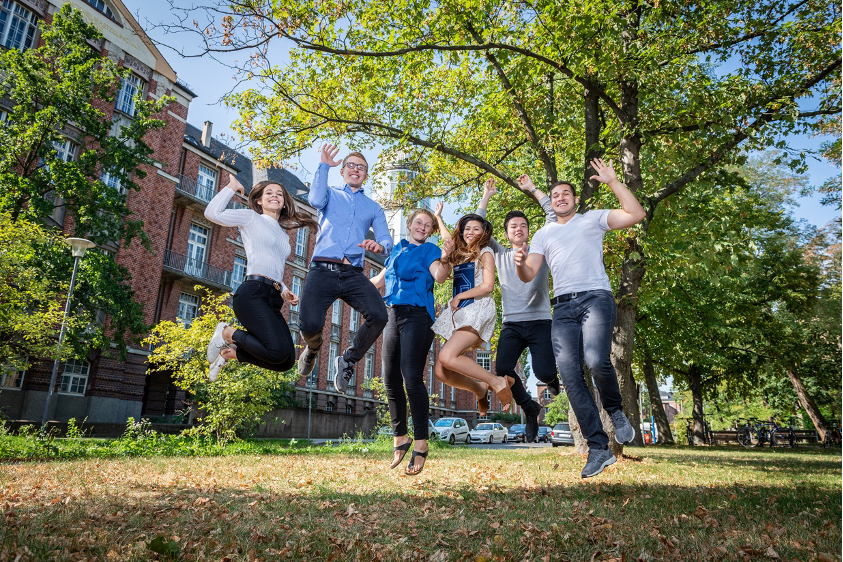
[230,280,295,372]
[382,305,435,440]
[494,320,557,408]
[298,263,388,364]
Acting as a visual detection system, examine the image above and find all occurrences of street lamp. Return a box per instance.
[41,237,96,427]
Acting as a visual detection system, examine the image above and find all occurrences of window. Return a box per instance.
[1,361,25,389]
[290,275,303,313]
[100,169,124,195]
[177,292,199,327]
[331,300,342,325]
[364,351,374,379]
[349,309,359,333]
[231,256,247,291]
[326,401,334,412]
[59,359,89,395]
[0,0,37,51]
[476,351,491,372]
[115,73,142,116]
[197,164,217,202]
[52,139,76,162]
[186,223,209,276]
[543,389,553,401]
[83,0,115,19]
[450,386,455,403]
[369,267,380,278]
[295,227,308,257]
[428,365,434,390]
[327,342,338,382]
[345,403,353,414]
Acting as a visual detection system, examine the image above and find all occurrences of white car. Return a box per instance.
[433,417,470,444]
[469,422,508,444]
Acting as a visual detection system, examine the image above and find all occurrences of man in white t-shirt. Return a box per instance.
[514,158,646,478]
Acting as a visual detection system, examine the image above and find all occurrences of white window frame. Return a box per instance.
[326,401,334,412]
[450,385,455,403]
[197,163,217,201]
[115,73,142,116]
[295,226,308,257]
[177,292,200,327]
[428,365,434,390]
[290,275,303,313]
[327,342,338,382]
[186,223,209,276]
[58,359,89,395]
[543,389,553,401]
[52,139,77,163]
[231,255,247,291]
[476,351,491,372]
[349,309,360,333]
[365,351,374,379]
[345,403,353,414]
[84,0,115,19]
[0,0,38,51]
[331,300,342,326]
[100,168,125,195]
[369,266,380,278]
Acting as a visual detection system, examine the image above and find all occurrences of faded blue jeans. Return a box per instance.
[551,290,623,449]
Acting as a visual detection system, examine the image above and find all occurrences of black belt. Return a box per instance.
[551,291,590,306]
[312,260,363,273]
[244,275,282,291]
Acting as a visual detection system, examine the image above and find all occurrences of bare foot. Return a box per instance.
[222,326,236,344]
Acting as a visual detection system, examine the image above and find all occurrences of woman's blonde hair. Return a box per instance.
[405,208,439,238]
[444,214,492,266]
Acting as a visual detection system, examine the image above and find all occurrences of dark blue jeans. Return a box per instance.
[298,263,388,364]
[382,305,434,440]
[551,290,623,449]
[495,320,557,409]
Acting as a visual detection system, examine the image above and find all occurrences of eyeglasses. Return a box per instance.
[343,162,368,172]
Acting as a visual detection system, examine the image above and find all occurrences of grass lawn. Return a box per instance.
[0,443,839,561]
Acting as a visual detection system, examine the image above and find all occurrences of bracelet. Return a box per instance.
[530,187,538,194]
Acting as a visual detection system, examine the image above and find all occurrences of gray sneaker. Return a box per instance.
[333,355,355,393]
[610,410,635,445]
[297,346,318,376]
[581,447,616,478]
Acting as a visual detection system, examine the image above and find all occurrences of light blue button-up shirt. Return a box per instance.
[308,162,393,267]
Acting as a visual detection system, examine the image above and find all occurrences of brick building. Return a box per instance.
[0,0,521,430]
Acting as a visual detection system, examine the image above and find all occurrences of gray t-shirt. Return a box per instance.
[530,209,612,295]
[476,196,555,323]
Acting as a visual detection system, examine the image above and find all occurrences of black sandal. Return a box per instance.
[390,442,411,469]
[405,450,428,476]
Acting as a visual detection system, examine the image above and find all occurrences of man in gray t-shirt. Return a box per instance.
[475,175,561,443]
[515,158,646,478]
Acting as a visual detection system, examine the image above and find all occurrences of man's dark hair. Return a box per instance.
[550,181,577,198]
[504,210,529,231]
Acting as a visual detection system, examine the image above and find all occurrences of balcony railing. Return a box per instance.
[176,174,214,204]
[163,249,232,290]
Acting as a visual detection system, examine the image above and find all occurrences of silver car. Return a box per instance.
[469,422,508,444]
[550,422,574,446]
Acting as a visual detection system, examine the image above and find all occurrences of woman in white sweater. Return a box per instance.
[204,176,317,380]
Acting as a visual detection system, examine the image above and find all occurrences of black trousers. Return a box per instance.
[230,280,295,372]
[298,263,388,364]
[494,320,557,407]
[382,305,435,440]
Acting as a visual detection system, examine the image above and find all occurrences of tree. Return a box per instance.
[145,291,301,442]
[161,0,840,448]
[543,392,570,427]
[0,5,172,358]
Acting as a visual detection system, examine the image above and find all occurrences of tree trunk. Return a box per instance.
[580,86,603,206]
[568,402,588,455]
[785,366,828,441]
[643,350,674,444]
[685,364,705,445]
[567,367,620,456]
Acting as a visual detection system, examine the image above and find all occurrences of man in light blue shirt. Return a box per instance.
[297,144,393,393]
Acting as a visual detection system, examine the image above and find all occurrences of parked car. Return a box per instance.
[536,426,552,443]
[433,417,470,444]
[377,418,438,439]
[550,422,574,446]
[469,422,508,444]
[507,424,527,443]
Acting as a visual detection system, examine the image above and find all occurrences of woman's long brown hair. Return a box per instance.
[248,181,318,231]
[444,213,492,266]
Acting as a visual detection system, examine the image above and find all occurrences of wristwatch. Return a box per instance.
[530,187,538,194]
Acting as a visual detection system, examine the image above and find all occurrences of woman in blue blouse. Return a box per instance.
[371,204,452,475]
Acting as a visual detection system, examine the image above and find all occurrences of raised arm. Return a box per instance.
[308,143,341,210]
[589,158,646,230]
[473,179,503,253]
[204,176,254,227]
[514,242,545,283]
[429,238,454,284]
[516,174,556,226]
[433,201,451,240]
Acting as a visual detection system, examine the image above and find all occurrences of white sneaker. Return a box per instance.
[207,322,228,363]
[208,355,226,382]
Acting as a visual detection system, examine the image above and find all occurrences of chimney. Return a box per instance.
[201,121,213,148]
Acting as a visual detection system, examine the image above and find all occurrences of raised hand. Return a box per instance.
[589,158,619,185]
[483,177,497,198]
[516,174,535,192]
[321,143,341,167]
[434,201,444,217]
[282,289,299,306]
[227,176,245,196]
[358,239,383,253]
[513,242,529,267]
[441,237,454,258]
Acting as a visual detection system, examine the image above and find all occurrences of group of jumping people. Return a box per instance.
[202,143,647,479]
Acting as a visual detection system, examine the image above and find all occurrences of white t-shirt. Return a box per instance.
[529,210,611,295]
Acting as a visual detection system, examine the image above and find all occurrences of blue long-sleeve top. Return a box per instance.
[308,162,393,267]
